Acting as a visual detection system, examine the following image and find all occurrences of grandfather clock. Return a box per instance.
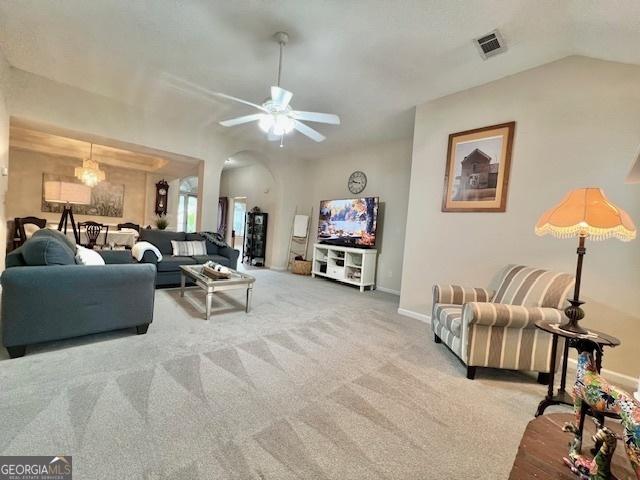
[155,180,169,216]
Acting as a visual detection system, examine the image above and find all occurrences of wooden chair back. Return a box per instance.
[117,222,140,232]
[14,217,47,247]
[78,221,108,249]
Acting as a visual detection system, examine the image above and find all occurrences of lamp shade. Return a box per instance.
[44,180,92,205]
[535,188,636,241]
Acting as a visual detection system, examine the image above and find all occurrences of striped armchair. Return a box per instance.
[432,265,575,380]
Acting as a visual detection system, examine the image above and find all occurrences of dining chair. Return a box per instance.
[14,217,47,248]
[117,222,140,232]
[78,221,108,249]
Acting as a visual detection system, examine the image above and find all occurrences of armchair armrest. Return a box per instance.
[432,284,494,306]
[139,250,159,265]
[462,302,563,329]
[218,245,240,269]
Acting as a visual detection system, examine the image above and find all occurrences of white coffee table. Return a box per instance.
[179,264,255,319]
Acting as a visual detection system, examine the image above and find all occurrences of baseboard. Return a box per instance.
[397,308,431,324]
[377,286,400,296]
[566,358,638,393]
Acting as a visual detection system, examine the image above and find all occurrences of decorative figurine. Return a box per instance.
[562,340,640,479]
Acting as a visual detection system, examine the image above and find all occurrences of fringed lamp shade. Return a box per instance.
[535,188,636,241]
[535,187,636,333]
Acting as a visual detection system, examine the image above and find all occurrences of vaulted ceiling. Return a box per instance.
[1,0,640,159]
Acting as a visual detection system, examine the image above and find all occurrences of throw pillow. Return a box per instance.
[171,240,207,256]
[32,228,78,253]
[22,236,76,266]
[75,245,106,265]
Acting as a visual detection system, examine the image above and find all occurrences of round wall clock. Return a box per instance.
[348,171,367,194]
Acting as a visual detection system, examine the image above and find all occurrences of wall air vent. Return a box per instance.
[474,29,506,60]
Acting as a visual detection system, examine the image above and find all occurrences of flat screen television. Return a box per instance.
[317,197,379,248]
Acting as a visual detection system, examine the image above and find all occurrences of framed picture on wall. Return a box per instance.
[441,121,515,212]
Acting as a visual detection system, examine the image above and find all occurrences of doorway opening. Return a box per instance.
[178,176,198,232]
[232,197,247,252]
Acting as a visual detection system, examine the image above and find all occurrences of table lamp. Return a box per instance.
[535,187,636,334]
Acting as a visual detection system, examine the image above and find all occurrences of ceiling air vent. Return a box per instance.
[474,29,506,60]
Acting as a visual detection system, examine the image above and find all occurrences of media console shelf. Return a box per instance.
[312,243,377,292]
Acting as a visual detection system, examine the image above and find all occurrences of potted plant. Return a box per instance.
[155,216,168,230]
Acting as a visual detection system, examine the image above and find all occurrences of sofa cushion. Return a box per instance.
[156,255,197,272]
[5,246,27,268]
[186,233,220,255]
[191,254,232,268]
[139,229,186,255]
[434,303,463,337]
[32,228,77,253]
[22,236,76,266]
[98,250,134,264]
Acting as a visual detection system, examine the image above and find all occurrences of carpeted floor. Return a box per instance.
[0,269,566,479]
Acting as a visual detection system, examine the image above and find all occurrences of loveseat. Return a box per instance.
[432,264,575,380]
[2,229,156,358]
[137,230,239,287]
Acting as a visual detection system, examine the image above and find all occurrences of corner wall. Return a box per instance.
[0,51,10,270]
[400,56,640,378]
[304,138,413,293]
[6,68,231,239]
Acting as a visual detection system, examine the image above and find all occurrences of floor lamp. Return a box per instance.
[535,188,636,333]
[43,180,91,245]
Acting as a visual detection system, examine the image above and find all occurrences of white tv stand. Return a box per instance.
[311,243,377,292]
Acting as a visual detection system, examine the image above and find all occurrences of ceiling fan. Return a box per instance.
[217,32,340,146]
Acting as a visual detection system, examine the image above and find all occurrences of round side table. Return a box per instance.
[534,321,620,417]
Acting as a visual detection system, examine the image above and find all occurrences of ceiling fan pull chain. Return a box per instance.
[280,135,284,148]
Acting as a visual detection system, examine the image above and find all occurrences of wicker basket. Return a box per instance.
[203,264,231,280]
[292,259,312,276]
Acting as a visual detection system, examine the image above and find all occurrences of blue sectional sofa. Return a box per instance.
[1,229,156,358]
[137,230,239,287]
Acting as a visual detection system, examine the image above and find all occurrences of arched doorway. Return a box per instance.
[177,176,198,232]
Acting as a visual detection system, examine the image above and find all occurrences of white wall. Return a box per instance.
[401,56,640,378]
[0,51,10,269]
[219,163,276,265]
[143,174,180,230]
[304,139,413,293]
[7,68,230,235]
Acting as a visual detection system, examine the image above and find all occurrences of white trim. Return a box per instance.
[397,308,431,324]
[566,358,637,392]
[377,286,400,296]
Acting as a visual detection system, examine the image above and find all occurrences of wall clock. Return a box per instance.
[155,179,169,216]
[348,171,367,194]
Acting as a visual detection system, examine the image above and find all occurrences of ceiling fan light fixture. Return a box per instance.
[258,115,274,133]
[272,114,294,135]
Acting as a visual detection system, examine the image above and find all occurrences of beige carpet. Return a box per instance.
[0,269,566,479]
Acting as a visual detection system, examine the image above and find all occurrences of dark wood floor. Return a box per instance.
[510,413,636,479]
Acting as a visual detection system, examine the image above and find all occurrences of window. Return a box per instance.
[233,200,246,236]
[178,176,198,232]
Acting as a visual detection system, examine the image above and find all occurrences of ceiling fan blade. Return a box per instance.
[213,92,269,113]
[219,113,264,127]
[271,86,293,109]
[293,120,326,142]
[161,75,269,112]
[291,111,341,125]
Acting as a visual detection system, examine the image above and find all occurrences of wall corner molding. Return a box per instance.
[397,308,431,324]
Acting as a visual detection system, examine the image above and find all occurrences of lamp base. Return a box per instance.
[560,299,588,335]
